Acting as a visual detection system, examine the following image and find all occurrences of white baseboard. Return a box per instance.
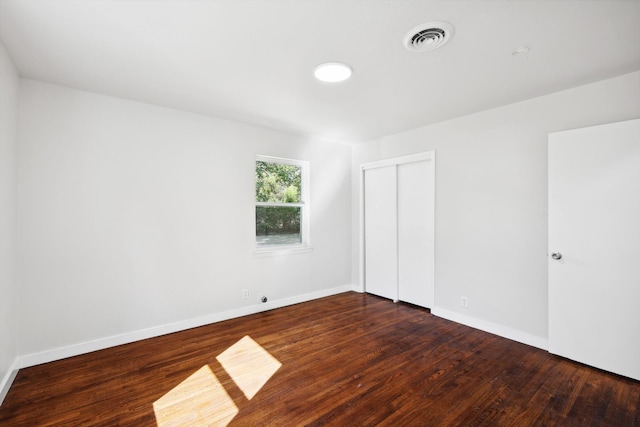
[0,359,20,406]
[431,307,548,350]
[17,284,355,370]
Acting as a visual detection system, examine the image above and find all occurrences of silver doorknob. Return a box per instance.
[551,252,562,260]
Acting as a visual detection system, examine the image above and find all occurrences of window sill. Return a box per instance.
[253,245,314,257]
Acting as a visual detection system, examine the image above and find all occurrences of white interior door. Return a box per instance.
[364,165,398,301]
[398,160,435,308]
[548,119,640,381]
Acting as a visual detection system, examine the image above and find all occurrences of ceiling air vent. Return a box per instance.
[404,22,454,52]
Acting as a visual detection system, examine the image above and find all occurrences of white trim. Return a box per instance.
[432,307,548,350]
[256,201,304,208]
[0,358,20,406]
[393,164,399,303]
[256,154,303,167]
[15,285,355,370]
[361,151,434,171]
[358,164,365,292]
[253,244,314,257]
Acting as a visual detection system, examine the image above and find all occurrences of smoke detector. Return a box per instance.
[404,22,454,52]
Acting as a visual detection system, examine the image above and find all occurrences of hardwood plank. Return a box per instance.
[0,292,638,426]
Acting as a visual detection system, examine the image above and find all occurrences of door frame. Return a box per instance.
[359,151,436,304]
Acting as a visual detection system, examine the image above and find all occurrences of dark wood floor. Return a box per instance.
[1,292,638,426]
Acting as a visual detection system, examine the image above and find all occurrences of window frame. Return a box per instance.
[254,155,311,256]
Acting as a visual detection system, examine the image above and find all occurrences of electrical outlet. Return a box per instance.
[242,289,249,299]
[461,296,468,308]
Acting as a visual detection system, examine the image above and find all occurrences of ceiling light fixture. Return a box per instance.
[314,62,352,83]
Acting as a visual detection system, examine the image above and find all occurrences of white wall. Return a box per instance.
[353,71,640,347]
[0,41,19,399]
[17,80,352,360]
[8,64,640,383]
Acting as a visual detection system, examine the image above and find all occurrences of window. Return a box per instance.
[255,156,310,251]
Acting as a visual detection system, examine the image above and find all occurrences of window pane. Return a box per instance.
[256,161,301,203]
[256,206,301,246]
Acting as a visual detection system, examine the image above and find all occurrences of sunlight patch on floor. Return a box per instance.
[216,335,282,400]
[153,335,281,426]
[153,365,237,427]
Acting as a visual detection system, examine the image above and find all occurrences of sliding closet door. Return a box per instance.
[398,160,434,308]
[363,152,435,306]
[364,165,398,300]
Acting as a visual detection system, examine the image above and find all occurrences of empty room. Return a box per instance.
[0,1,639,425]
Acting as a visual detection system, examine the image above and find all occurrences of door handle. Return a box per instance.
[551,252,562,260]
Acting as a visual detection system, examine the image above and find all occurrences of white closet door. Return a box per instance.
[398,160,434,308]
[549,119,640,381]
[364,165,398,301]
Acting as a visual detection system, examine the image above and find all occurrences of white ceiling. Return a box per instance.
[1,0,639,143]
